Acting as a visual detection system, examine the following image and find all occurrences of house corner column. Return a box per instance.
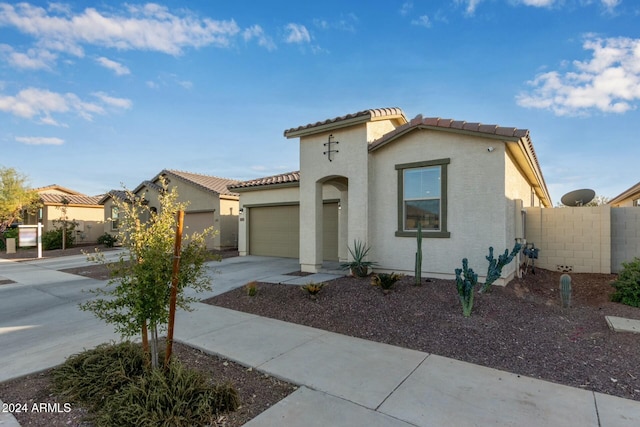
[300,181,323,273]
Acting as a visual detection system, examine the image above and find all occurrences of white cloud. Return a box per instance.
[0,87,131,123]
[15,136,64,145]
[92,92,133,109]
[243,25,276,51]
[519,0,556,6]
[96,57,130,75]
[457,0,485,14]
[517,36,640,116]
[411,15,432,28]
[0,2,241,59]
[400,2,413,16]
[285,23,311,44]
[313,14,358,33]
[601,0,620,11]
[0,44,57,70]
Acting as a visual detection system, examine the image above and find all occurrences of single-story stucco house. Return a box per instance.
[229,107,552,283]
[23,185,104,243]
[609,181,640,207]
[100,169,240,250]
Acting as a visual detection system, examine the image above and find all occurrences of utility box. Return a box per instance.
[6,237,16,254]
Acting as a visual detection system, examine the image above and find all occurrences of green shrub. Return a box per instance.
[97,361,239,427]
[610,258,640,307]
[52,342,147,411]
[97,233,118,248]
[4,227,18,239]
[52,342,239,426]
[42,228,75,250]
[245,281,258,297]
[371,272,402,291]
[301,282,324,298]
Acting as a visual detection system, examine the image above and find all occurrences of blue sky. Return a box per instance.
[1,0,639,205]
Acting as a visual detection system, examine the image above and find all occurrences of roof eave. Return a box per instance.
[284,115,372,139]
[609,181,640,205]
[230,181,300,192]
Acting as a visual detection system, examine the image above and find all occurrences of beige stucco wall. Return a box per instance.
[369,129,512,280]
[299,123,372,271]
[524,206,611,274]
[611,198,638,207]
[42,205,104,244]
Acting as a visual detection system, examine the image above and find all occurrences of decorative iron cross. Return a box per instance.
[323,134,339,162]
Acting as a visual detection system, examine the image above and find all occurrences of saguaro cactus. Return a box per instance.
[415,222,423,285]
[560,274,572,308]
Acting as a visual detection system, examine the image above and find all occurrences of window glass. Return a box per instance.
[403,166,441,230]
[111,206,119,230]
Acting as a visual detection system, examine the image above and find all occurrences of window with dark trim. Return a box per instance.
[110,206,120,231]
[395,158,450,238]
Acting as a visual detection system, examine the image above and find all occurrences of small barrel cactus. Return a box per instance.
[560,273,572,308]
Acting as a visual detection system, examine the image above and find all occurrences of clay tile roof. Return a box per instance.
[39,193,103,206]
[228,171,300,190]
[284,107,406,137]
[369,114,532,152]
[161,169,240,197]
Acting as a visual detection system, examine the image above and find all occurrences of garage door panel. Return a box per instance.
[249,203,338,260]
[249,205,299,258]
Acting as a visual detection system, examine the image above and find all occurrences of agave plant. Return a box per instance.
[340,240,376,277]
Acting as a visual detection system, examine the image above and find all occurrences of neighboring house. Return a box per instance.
[230,107,552,283]
[609,181,640,207]
[23,185,104,244]
[100,170,240,250]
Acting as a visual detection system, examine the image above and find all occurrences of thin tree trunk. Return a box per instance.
[150,324,159,369]
[164,210,184,369]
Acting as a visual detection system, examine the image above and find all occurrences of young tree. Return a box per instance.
[81,178,216,368]
[0,166,38,232]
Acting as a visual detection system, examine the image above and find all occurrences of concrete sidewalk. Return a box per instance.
[2,255,640,426]
[175,303,640,427]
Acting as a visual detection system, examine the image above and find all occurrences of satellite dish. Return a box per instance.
[561,189,595,207]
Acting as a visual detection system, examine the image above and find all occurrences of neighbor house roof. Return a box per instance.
[368,114,552,207]
[98,190,130,205]
[39,193,103,207]
[159,169,238,196]
[149,169,240,197]
[35,185,84,196]
[609,181,640,206]
[228,171,300,191]
[284,108,408,138]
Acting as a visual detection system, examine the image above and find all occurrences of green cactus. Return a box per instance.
[415,222,423,285]
[479,242,523,293]
[455,258,478,317]
[560,274,572,308]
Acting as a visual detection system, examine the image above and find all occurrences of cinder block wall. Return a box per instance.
[611,207,640,273]
[524,206,611,273]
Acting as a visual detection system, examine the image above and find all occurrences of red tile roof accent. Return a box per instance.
[368,115,532,151]
[228,171,300,190]
[284,108,406,137]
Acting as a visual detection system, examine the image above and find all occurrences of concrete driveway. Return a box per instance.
[0,255,300,383]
